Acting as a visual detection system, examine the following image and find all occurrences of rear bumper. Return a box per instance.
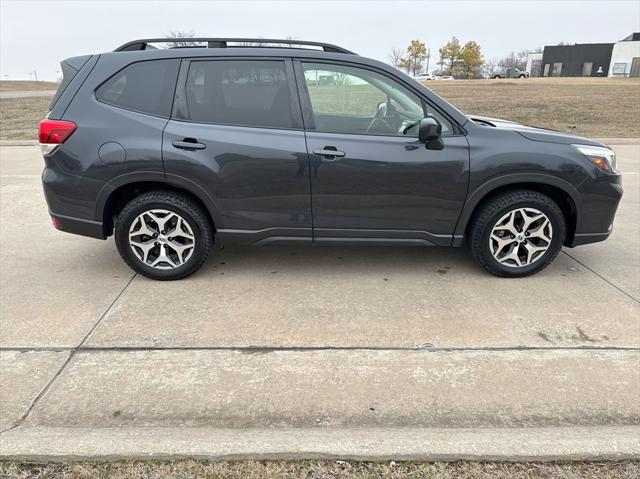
[42,164,106,239]
[49,211,105,239]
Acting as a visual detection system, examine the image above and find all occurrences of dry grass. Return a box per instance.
[1,460,639,479]
[0,96,50,140]
[0,78,639,140]
[425,77,640,138]
[0,80,59,92]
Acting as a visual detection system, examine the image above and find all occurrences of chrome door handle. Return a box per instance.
[313,148,345,158]
[172,139,206,150]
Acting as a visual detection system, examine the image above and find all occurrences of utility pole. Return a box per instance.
[33,70,38,81]
[426,48,431,73]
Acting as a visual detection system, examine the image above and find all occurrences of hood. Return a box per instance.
[468,115,607,147]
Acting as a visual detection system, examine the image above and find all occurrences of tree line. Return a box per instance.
[389,38,542,79]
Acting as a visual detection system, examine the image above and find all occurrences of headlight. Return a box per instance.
[573,144,617,173]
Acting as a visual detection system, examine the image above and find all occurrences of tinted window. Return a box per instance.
[96,59,179,117]
[302,62,453,137]
[181,60,294,129]
[50,61,79,111]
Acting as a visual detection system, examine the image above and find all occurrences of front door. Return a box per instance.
[296,61,469,245]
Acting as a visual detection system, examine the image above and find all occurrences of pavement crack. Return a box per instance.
[562,250,640,304]
[0,273,137,434]
[0,345,638,353]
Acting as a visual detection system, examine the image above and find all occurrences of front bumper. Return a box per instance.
[568,177,623,247]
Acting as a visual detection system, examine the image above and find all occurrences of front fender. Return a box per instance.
[452,172,583,244]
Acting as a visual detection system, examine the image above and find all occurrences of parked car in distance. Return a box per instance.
[492,67,529,78]
[40,38,622,280]
[414,72,436,81]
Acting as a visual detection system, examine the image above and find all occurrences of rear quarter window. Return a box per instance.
[96,59,180,117]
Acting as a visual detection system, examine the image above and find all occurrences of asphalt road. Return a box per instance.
[0,142,638,460]
[0,90,56,99]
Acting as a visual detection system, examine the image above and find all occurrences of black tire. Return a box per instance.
[519,74,526,78]
[493,75,501,79]
[467,190,566,278]
[115,190,213,280]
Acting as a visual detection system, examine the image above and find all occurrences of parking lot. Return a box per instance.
[0,141,639,460]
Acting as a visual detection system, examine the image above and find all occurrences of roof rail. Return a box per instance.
[114,38,355,54]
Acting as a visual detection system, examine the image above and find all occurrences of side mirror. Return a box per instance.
[418,117,444,150]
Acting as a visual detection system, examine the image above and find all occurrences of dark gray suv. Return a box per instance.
[40,38,622,280]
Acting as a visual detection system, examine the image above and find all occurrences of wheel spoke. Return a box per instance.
[527,218,552,243]
[150,244,177,268]
[523,241,548,264]
[130,238,155,263]
[147,211,175,233]
[129,214,157,239]
[166,240,192,264]
[493,210,519,236]
[167,217,194,241]
[499,244,523,267]
[490,233,515,259]
[521,208,545,232]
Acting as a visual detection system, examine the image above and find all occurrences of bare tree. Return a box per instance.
[483,58,499,77]
[497,51,519,70]
[388,47,404,68]
[165,30,200,48]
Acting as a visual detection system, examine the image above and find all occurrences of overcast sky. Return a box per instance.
[1,0,639,81]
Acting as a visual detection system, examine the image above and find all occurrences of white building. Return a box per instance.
[525,53,543,77]
[608,32,640,77]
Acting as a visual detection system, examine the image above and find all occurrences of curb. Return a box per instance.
[1,426,639,462]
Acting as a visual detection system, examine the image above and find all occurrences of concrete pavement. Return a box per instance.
[0,142,639,460]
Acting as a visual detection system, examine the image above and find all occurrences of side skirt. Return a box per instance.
[217,228,457,247]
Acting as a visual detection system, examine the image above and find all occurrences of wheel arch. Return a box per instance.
[96,173,222,237]
[454,174,581,247]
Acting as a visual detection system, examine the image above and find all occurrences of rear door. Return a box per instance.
[162,57,312,244]
[295,60,469,245]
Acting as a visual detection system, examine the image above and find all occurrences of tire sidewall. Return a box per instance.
[480,199,565,277]
[115,199,209,280]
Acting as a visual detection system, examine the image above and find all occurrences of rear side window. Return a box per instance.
[49,62,79,111]
[96,59,179,117]
[180,60,294,129]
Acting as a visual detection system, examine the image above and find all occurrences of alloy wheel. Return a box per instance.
[489,207,553,268]
[128,209,195,269]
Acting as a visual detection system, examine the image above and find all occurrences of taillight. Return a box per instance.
[39,119,76,155]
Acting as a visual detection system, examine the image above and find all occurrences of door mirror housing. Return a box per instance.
[418,117,444,150]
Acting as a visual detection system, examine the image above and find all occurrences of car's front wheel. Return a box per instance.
[115,191,213,280]
[467,190,566,277]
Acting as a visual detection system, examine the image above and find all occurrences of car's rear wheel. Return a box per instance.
[115,191,213,280]
[492,75,501,79]
[467,190,566,277]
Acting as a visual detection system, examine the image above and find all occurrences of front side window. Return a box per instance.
[181,60,294,129]
[302,62,453,137]
[96,59,179,117]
